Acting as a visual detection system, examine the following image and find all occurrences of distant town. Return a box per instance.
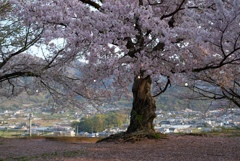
[0,106,240,138]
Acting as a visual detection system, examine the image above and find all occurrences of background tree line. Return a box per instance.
[71,112,128,133]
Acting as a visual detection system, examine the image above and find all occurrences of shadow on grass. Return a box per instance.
[45,136,101,143]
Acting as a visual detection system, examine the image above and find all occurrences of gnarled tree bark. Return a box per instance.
[126,75,156,133]
[97,75,160,143]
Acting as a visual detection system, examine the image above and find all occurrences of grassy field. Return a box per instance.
[1,127,239,140]
[0,128,240,161]
[178,127,240,137]
[205,127,240,137]
[0,129,26,137]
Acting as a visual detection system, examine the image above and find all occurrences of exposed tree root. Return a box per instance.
[97,131,168,143]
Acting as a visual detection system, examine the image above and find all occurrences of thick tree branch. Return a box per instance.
[0,71,40,83]
[79,0,101,10]
[0,27,43,69]
[160,0,186,19]
[153,77,171,97]
[41,48,65,71]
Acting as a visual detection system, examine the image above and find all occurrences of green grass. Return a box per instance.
[0,129,25,138]
[0,130,102,142]
[182,127,240,137]
[208,127,240,137]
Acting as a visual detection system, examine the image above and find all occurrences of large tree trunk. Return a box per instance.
[97,75,162,143]
[126,76,156,133]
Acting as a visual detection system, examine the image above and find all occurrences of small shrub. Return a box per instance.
[152,132,167,139]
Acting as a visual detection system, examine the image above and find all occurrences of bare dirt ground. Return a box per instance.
[0,135,240,161]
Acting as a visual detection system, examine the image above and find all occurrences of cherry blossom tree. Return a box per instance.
[0,0,88,108]
[7,0,240,139]
[0,0,43,97]
[180,0,240,110]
